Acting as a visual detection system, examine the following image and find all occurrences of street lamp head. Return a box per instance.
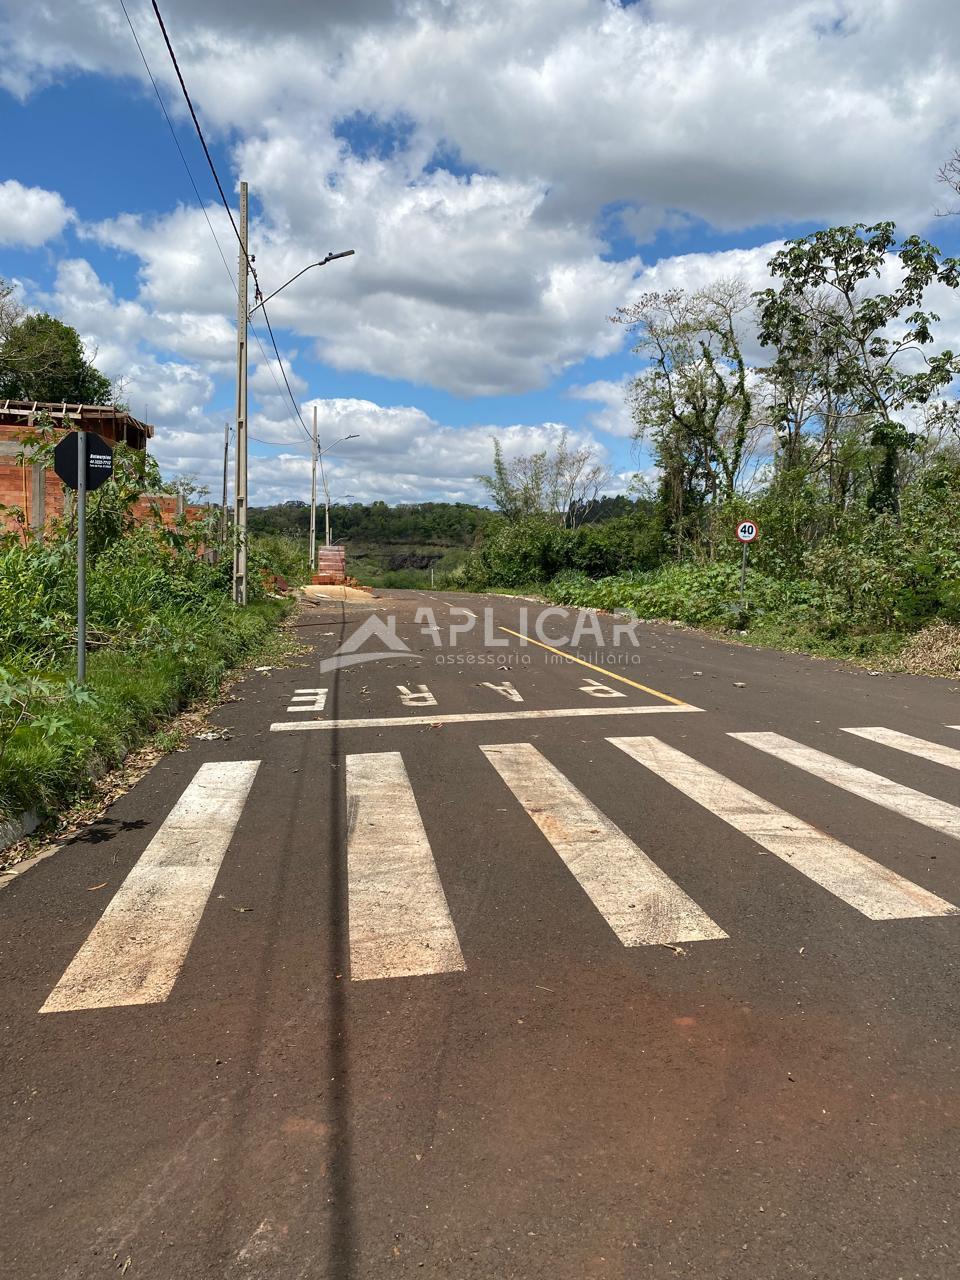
[248,249,356,315]
[317,249,356,267]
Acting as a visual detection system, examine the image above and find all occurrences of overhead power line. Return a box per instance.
[118,0,310,447]
[126,0,316,450]
[132,0,356,601]
[259,306,315,445]
[149,0,251,278]
[150,0,313,445]
[118,0,234,290]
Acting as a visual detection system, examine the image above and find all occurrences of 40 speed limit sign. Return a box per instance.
[735,519,759,543]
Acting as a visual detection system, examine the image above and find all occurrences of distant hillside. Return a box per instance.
[248,495,647,543]
[247,496,653,587]
[248,499,493,545]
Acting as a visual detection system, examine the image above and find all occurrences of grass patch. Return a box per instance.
[0,599,287,826]
[456,564,946,673]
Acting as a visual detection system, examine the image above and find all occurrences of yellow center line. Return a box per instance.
[497,626,689,707]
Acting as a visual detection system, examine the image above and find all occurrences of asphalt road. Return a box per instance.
[3,588,960,1279]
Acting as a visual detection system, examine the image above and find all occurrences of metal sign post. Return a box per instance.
[53,430,114,684]
[735,519,759,611]
[76,430,87,682]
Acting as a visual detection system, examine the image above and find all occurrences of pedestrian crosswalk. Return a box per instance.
[346,751,465,980]
[41,761,261,1013]
[608,736,956,921]
[841,725,960,771]
[731,732,960,841]
[481,741,727,946]
[37,727,960,1013]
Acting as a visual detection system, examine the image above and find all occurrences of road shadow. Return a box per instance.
[69,816,151,845]
[326,602,356,1279]
[202,601,356,1278]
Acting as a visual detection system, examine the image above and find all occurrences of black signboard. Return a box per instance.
[53,431,114,492]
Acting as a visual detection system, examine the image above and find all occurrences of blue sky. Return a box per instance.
[2,0,960,506]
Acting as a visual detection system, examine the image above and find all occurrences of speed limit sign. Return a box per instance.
[736,520,759,543]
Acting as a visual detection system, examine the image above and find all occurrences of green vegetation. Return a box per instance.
[248,495,657,589]
[0,280,114,404]
[248,499,492,546]
[0,429,292,831]
[248,498,495,587]
[455,223,960,671]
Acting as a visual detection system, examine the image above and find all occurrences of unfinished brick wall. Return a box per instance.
[0,424,68,534]
[131,495,206,525]
[0,425,204,538]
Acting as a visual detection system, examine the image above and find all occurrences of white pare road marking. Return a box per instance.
[609,737,957,921]
[731,732,960,842]
[397,684,437,707]
[481,681,524,702]
[41,760,260,1013]
[346,752,465,980]
[271,704,702,731]
[287,688,327,713]
[842,726,960,772]
[580,678,626,699]
[480,742,726,946]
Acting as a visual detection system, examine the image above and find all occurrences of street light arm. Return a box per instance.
[317,433,359,459]
[248,250,355,316]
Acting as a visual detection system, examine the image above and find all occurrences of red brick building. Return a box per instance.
[0,399,202,536]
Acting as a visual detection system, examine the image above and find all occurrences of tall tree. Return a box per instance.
[0,277,23,346]
[0,312,113,405]
[614,281,758,552]
[756,223,960,514]
[477,433,610,528]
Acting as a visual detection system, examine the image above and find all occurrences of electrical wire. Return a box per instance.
[149,0,317,444]
[259,306,316,447]
[149,0,251,279]
[120,0,316,451]
[119,0,235,291]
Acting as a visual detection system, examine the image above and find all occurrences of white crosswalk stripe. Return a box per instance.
[38,724,960,1013]
[345,751,465,980]
[842,726,960,771]
[41,760,260,1013]
[731,732,960,842]
[480,741,727,946]
[608,736,957,920]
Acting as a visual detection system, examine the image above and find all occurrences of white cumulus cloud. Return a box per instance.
[0,179,72,247]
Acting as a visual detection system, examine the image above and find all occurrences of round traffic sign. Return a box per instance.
[735,520,759,543]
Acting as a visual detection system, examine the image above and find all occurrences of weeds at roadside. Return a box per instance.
[0,599,304,876]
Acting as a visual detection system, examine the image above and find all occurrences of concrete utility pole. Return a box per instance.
[309,404,318,571]
[76,429,87,683]
[230,226,354,597]
[232,180,249,605]
[323,457,332,548]
[313,434,359,549]
[220,421,229,545]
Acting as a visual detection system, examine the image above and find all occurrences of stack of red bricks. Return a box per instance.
[312,545,347,585]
